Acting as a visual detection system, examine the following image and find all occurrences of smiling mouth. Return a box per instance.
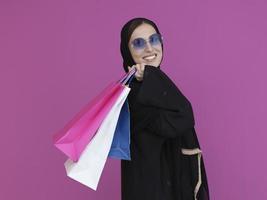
[143,54,157,61]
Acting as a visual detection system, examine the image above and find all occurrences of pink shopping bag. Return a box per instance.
[64,85,131,190]
[53,68,136,162]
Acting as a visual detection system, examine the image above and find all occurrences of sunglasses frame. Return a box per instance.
[130,33,163,51]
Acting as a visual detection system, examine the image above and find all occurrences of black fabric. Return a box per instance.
[121,65,210,200]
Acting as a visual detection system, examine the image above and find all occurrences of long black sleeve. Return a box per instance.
[130,65,195,138]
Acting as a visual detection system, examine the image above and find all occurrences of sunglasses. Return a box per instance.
[130,33,163,50]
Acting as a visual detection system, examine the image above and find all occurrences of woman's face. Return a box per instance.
[128,23,163,67]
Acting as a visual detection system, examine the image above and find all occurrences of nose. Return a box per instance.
[144,41,153,52]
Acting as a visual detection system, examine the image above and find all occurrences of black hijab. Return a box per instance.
[120,17,164,73]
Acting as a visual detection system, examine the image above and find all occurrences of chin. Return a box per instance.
[144,63,157,67]
[149,62,160,67]
[142,60,159,67]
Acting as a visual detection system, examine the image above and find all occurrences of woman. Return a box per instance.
[120,17,210,200]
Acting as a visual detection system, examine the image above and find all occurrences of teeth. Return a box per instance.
[143,54,156,60]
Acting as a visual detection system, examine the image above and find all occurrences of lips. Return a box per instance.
[143,53,157,61]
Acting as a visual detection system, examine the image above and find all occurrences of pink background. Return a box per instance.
[1,0,266,199]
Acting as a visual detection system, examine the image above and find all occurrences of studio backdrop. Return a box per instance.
[0,0,266,200]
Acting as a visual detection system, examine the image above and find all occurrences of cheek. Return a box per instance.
[156,50,163,64]
[157,48,163,59]
[154,45,162,53]
[129,49,138,62]
[132,52,143,62]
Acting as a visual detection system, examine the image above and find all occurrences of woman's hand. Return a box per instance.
[128,63,146,81]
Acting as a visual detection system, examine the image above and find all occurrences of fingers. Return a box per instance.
[140,63,145,71]
[135,64,144,81]
[128,64,145,81]
[135,64,145,73]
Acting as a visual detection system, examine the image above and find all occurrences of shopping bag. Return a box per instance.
[108,99,131,160]
[53,68,136,162]
[64,86,131,190]
[108,72,135,160]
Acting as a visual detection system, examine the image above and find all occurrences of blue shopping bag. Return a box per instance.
[108,98,131,160]
[108,70,135,160]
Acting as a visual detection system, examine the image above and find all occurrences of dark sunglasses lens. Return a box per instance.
[132,38,146,49]
[150,34,162,45]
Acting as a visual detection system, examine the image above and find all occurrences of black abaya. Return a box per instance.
[121,65,210,200]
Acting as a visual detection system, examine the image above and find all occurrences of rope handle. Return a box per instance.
[119,67,137,85]
[181,148,202,200]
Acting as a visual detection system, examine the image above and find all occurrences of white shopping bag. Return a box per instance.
[64,86,131,190]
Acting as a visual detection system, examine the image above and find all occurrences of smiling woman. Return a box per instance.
[128,25,163,66]
[120,17,210,200]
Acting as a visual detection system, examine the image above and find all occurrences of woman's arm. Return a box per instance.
[134,65,195,138]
